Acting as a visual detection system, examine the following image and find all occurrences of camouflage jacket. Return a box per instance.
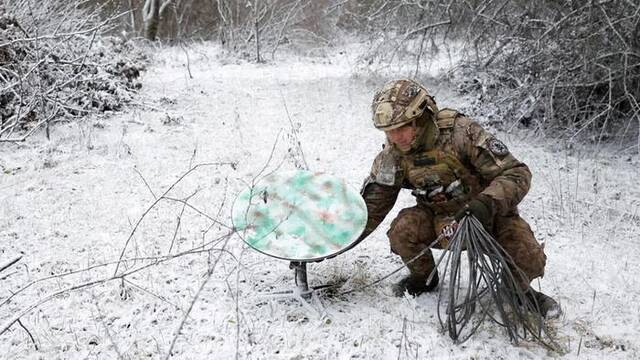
[360,109,531,239]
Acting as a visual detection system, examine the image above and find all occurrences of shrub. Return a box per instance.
[0,1,146,141]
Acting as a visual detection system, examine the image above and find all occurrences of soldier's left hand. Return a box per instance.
[439,221,458,248]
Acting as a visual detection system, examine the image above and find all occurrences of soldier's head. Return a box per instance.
[384,123,417,152]
[371,79,438,153]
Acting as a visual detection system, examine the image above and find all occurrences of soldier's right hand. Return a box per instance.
[455,194,494,231]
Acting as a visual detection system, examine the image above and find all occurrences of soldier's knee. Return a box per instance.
[388,208,422,237]
[517,244,546,284]
[531,247,547,278]
[390,207,419,227]
[388,218,414,253]
[495,215,547,282]
[387,207,434,251]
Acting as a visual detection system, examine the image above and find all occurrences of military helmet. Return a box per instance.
[371,79,438,131]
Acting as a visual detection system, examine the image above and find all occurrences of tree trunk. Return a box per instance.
[255,15,261,63]
[128,0,137,35]
[143,0,160,40]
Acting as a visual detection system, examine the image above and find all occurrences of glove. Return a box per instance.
[455,194,494,231]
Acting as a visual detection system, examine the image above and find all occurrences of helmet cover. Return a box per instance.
[371,79,438,131]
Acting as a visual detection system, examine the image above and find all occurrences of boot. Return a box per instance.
[393,271,439,297]
[524,288,562,319]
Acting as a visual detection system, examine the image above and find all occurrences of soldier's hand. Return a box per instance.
[455,194,494,231]
[439,221,458,248]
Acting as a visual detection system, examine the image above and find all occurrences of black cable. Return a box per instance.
[435,215,561,351]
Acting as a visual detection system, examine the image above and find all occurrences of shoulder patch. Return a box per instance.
[486,138,509,157]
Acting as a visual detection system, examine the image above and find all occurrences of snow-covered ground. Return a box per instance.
[1,42,639,359]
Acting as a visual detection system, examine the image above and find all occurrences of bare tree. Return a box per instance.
[142,0,172,40]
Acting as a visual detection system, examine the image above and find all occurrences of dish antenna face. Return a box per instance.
[232,170,368,262]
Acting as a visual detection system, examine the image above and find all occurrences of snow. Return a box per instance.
[1,42,639,359]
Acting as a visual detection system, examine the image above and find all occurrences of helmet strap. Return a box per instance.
[408,117,428,152]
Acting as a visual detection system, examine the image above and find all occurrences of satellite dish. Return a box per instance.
[232,170,368,262]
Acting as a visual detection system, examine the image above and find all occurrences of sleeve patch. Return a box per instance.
[370,149,401,186]
[486,138,509,157]
[375,162,398,186]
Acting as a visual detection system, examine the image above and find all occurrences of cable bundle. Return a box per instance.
[434,215,557,349]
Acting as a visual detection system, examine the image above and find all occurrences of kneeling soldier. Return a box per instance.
[359,79,560,318]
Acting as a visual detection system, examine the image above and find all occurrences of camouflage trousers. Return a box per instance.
[387,206,546,289]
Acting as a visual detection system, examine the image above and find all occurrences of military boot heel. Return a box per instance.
[525,288,562,319]
[393,271,439,297]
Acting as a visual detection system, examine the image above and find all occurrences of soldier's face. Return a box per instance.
[385,123,416,152]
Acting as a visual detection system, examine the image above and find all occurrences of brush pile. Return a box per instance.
[449,1,640,144]
[0,3,146,141]
[341,1,640,145]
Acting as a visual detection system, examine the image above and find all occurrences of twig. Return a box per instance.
[598,4,629,49]
[0,107,59,143]
[123,278,183,312]
[17,319,38,351]
[167,190,198,254]
[76,24,100,74]
[1,279,105,336]
[113,162,234,276]
[0,240,239,337]
[178,41,193,79]
[1,232,237,308]
[270,0,304,60]
[397,317,407,360]
[231,250,245,360]
[133,167,158,200]
[338,235,445,296]
[577,336,583,356]
[0,255,23,274]
[413,13,429,79]
[163,196,230,229]
[164,233,234,359]
[251,129,284,185]
[0,11,132,48]
[91,292,126,359]
[403,20,452,39]
[280,94,309,170]
[188,145,198,169]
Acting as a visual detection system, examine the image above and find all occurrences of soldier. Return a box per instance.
[359,79,561,318]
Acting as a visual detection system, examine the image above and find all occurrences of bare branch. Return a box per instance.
[113,162,235,276]
[0,255,23,274]
[16,320,38,351]
[0,11,131,48]
[163,233,234,359]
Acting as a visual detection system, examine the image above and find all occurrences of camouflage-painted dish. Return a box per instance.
[232,170,368,261]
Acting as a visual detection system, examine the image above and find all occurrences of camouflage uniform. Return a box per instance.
[361,80,546,290]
